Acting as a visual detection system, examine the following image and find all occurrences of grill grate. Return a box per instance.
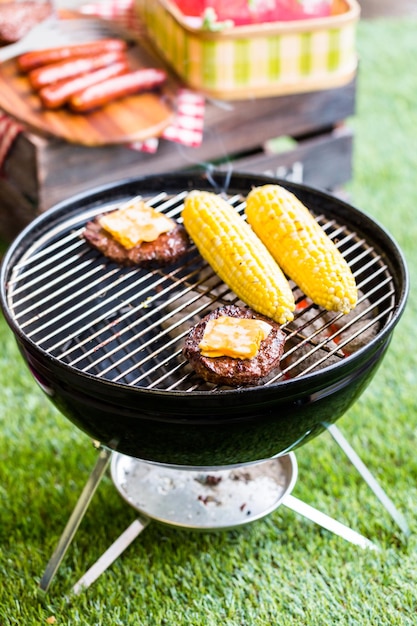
[6,191,396,392]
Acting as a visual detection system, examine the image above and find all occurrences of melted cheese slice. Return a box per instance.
[99,200,175,250]
[199,315,273,360]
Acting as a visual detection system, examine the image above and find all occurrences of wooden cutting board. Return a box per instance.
[0,39,175,146]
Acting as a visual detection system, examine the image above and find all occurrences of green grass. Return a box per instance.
[1,17,417,625]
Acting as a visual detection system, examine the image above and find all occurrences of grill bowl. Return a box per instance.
[0,171,408,467]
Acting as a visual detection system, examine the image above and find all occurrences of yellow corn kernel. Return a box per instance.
[245,184,358,314]
[182,190,295,324]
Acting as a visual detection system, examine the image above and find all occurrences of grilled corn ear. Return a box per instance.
[182,190,295,324]
[245,184,358,314]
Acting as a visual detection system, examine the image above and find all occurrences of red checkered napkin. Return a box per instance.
[130,89,205,153]
[161,89,205,146]
[79,0,145,34]
[0,113,23,171]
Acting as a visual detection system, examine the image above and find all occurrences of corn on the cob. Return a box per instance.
[245,184,358,314]
[182,190,295,324]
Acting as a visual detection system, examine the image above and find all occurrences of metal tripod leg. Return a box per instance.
[283,494,379,550]
[325,423,410,537]
[39,445,112,592]
[72,515,150,594]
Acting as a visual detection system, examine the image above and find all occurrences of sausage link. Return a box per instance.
[69,68,167,112]
[39,60,130,109]
[29,50,127,90]
[18,38,127,72]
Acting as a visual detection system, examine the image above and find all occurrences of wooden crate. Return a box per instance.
[0,76,356,241]
[217,124,353,189]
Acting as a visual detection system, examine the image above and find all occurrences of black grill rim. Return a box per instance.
[0,170,409,401]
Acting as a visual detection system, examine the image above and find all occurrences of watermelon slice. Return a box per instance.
[171,0,331,25]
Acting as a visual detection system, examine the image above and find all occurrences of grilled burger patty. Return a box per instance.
[183,305,286,387]
[83,218,189,267]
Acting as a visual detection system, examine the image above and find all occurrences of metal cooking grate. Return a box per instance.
[6,190,396,391]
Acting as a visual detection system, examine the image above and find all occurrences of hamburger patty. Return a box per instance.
[83,217,189,267]
[183,305,286,387]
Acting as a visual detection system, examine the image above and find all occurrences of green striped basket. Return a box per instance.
[135,0,360,99]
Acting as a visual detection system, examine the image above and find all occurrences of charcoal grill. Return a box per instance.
[0,171,409,592]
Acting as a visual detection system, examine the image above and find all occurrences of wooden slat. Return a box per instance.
[217,125,354,190]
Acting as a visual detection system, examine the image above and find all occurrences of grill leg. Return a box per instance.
[325,423,410,537]
[39,444,112,592]
[72,516,150,594]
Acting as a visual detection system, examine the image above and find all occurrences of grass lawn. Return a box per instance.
[1,17,417,626]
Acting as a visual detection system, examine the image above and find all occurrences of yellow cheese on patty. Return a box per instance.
[199,315,272,360]
[99,200,175,250]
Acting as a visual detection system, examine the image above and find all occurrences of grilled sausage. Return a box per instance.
[28,50,127,90]
[69,68,167,112]
[38,60,129,109]
[18,38,127,72]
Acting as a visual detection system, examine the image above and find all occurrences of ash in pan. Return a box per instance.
[114,455,290,528]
